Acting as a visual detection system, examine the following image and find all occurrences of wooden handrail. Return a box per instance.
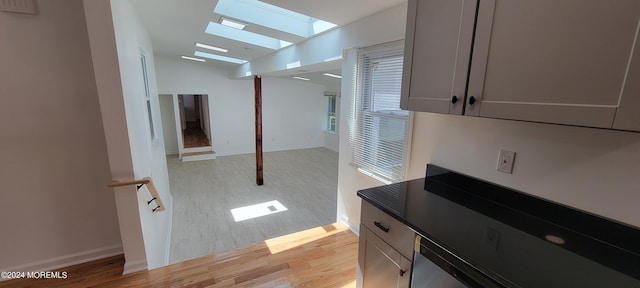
[108,178,150,188]
[109,177,165,212]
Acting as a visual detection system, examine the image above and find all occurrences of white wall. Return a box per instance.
[0,0,122,273]
[109,0,173,270]
[84,0,173,272]
[159,95,178,155]
[407,113,640,228]
[262,77,326,152]
[155,56,326,156]
[324,132,339,152]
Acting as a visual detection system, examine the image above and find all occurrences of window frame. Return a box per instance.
[351,40,412,184]
[140,52,157,143]
[327,94,337,133]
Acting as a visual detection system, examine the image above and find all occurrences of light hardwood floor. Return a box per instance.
[183,121,211,148]
[0,223,357,288]
[167,148,339,263]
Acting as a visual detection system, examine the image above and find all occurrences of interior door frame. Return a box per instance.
[173,94,212,158]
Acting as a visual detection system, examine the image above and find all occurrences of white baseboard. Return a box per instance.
[182,153,216,161]
[348,224,360,237]
[339,218,359,236]
[123,259,148,275]
[0,245,123,281]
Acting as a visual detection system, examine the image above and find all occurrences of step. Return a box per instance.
[183,146,213,153]
[181,150,216,162]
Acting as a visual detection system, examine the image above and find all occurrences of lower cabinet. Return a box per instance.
[357,224,412,288]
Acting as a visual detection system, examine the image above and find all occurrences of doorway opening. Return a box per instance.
[179,94,210,148]
[177,94,215,161]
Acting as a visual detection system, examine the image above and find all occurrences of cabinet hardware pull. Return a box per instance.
[468,96,476,105]
[374,221,390,233]
[451,95,459,104]
[399,269,406,277]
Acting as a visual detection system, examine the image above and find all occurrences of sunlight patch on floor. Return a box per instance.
[231,200,288,222]
[264,223,348,254]
[339,280,357,288]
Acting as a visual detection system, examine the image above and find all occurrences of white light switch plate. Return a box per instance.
[497,149,515,174]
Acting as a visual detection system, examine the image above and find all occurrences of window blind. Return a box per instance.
[351,41,409,183]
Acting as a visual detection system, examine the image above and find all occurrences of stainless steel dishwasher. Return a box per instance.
[411,235,510,288]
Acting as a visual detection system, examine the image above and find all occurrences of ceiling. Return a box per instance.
[130,0,405,86]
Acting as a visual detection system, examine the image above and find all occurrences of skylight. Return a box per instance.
[214,0,337,39]
[194,51,246,64]
[220,17,247,30]
[205,22,292,50]
[286,60,301,69]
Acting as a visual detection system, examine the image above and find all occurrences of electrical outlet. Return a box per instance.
[497,149,515,174]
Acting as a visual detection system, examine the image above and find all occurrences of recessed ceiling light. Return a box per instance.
[220,17,246,30]
[292,76,310,81]
[181,56,206,62]
[195,42,228,53]
[323,73,342,79]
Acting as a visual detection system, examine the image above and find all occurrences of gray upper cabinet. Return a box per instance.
[401,0,477,115]
[402,0,640,131]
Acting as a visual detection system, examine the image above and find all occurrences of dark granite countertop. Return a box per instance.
[357,164,640,288]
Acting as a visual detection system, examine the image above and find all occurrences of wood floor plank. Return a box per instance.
[0,223,357,288]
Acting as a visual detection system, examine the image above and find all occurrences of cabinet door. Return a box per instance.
[467,0,640,128]
[400,0,477,114]
[357,225,412,288]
